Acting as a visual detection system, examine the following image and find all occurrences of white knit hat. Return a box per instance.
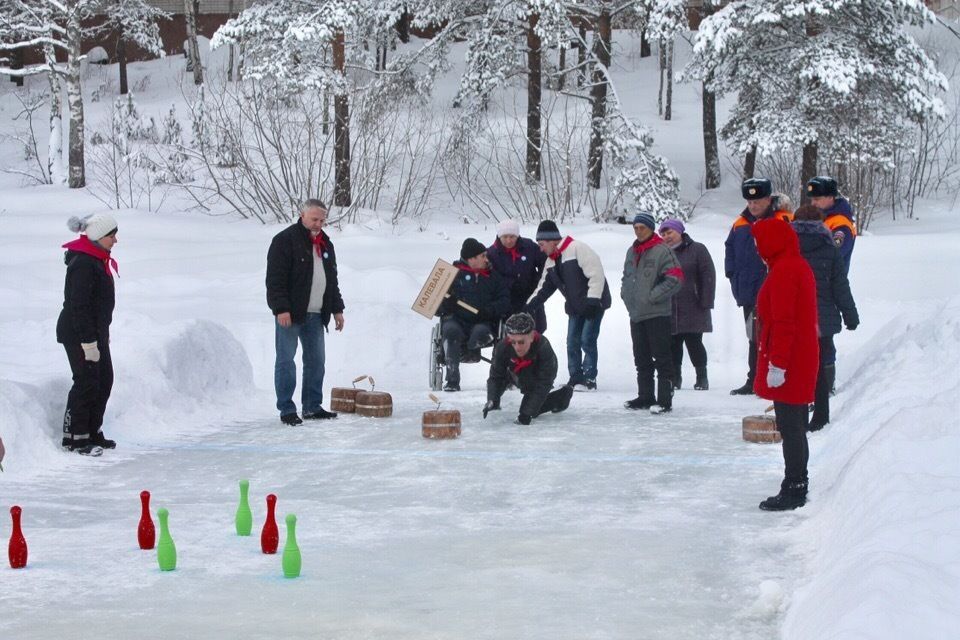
[68,214,118,241]
[496,219,520,238]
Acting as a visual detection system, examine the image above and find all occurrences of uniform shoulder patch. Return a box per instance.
[833,230,846,247]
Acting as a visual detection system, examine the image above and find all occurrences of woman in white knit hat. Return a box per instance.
[486,219,547,333]
[56,213,119,456]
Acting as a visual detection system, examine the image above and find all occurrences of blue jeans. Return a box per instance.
[567,311,604,382]
[275,313,326,416]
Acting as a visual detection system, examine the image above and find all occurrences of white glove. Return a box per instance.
[766,365,786,388]
[81,342,100,363]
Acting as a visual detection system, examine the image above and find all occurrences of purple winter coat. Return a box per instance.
[670,234,716,334]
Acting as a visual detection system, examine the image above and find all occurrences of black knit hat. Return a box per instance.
[741,178,772,200]
[806,176,838,198]
[535,220,562,241]
[504,312,536,335]
[460,237,487,261]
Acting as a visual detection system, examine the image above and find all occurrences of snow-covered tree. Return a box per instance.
[640,0,687,121]
[102,0,168,94]
[684,0,949,196]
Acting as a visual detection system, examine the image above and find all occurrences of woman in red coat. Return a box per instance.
[751,218,819,510]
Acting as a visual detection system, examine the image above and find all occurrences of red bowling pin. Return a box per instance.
[8,505,27,569]
[260,494,279,554]
[138,491,156,550]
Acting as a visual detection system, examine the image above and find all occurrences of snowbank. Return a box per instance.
[783,298,960,639]
[0,319,255,476]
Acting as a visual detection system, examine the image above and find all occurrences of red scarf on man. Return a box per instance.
[632,234,685,281]
[456,263,490,277]
[510,332,540,374]
[549,236,574,262]
[311,232,328,257]
[62,236,118,278]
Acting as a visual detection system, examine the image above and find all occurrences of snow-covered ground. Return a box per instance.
[1,30,959,640]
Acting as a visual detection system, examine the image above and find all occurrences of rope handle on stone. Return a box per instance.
[351,375,368,388]
[429,393,440,410]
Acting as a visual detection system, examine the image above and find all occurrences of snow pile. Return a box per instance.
[783,298,960,639]
[0,319,255,476]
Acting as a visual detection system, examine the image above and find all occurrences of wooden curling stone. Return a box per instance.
[355,391,393,418]
[742,415,781,444]
[422,410,462,439]
[331,375,369,414]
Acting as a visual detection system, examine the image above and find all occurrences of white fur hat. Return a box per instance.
[496,219,520,238]
[68,214,118,241]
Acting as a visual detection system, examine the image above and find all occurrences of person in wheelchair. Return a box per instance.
[436,238,511,392]
[483,312,574,425]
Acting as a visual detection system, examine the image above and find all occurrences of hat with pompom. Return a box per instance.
[68,214,118,241]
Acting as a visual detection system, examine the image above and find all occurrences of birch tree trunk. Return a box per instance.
[185,0,203,85]
[65,6,85,188]
[587,9,611,190]
[664,39,673,121]
[43,38,64,184]
[332,29,351,206]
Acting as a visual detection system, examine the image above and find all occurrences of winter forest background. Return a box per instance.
[1,2,959,639]
[1,0,958,228]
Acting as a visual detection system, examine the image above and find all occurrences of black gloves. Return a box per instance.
[582,299,603,319]
[515,413,531,426]
[845,318,859,331]
[483,400,500,419]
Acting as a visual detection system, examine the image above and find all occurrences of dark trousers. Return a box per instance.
[744,305,757,383]
[630,316,674,407]
[442,317,493,385]
[62,341,114,448]
[671,333,707,374]
[774,401,809,486]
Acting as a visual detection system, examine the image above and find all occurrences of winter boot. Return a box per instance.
[280,413,303,426]
[540,385,575,415]
[729,379,754,396]
[759,481,808,511]
[693,367,709,391]
[809,364,835,432]
[654,375,674,412]
[73,444,104,457]
[444,361,461,392]
[303,407,338,420]
[627,373,656,409]
[625,397,655,410]
[673,367,682,391]
[91,432,117,449]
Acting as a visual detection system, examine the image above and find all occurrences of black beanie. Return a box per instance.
[535,220,562,241]
[505,312,535,335]
[460,237,487,261]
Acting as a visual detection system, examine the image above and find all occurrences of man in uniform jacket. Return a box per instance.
[57,213,120,455]
[436,238,510,392]
[527,220,612,391]
[807,176,856,274]
[266,199,345,425]
[792,205,859,431]
[620,213,684,413]
[483,313,574,425]
[486,219,547,332]
[724,178,794,395]
[659,218,716,391]
[752,218,819,511]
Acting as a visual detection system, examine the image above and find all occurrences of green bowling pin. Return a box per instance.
[281,514,301,579]
[235,479,252,536]
[156,508,177,571]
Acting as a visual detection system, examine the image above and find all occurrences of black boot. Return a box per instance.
[674,368,682,390]
[730,379,754,395]
[539,385,574,415]
[809,364,835,431]
[652,376,674,413]
[759,481,808,511]
[693,367,709,391]
[627,374,656,409]
[91,431,117,449]
[303,407,338,420]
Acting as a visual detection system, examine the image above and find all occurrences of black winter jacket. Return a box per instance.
[487,237,545,313]
[487,333,558,416]
[436,262,511,325]
[793,221,859,336]
[266,222,345,326]
[56,250,116,345]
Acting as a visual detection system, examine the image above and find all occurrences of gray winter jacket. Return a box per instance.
[620,236,683,323]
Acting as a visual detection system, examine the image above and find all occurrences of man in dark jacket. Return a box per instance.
[621,213,684,413]
[436,238,510,392]
[527,220,612,391]
[659,218,716,391]
[486,219,547,332]
[724,178,793,395]
[266,199,345,425]
[807,176,856,274]
[792,205,859,431]
[57,213,120,455]
[752,218,819,511]
[484,313,574,425]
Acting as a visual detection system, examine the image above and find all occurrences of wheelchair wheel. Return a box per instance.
[428,323,444,391]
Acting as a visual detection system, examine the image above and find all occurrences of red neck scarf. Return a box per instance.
[497,238,521,263]
[549,236,574,262]
[510,332,540,374]
[632,234,663,265]
[457,263,490,278]
[62,236,118,278]
[311,233,328,257]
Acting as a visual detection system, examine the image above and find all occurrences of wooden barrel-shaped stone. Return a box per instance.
[355,391,393,418]
[330,387,361,414]
[422,410,461,439]
[742,415,781,444]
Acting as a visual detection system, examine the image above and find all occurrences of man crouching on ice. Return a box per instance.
[483,312,574,425]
